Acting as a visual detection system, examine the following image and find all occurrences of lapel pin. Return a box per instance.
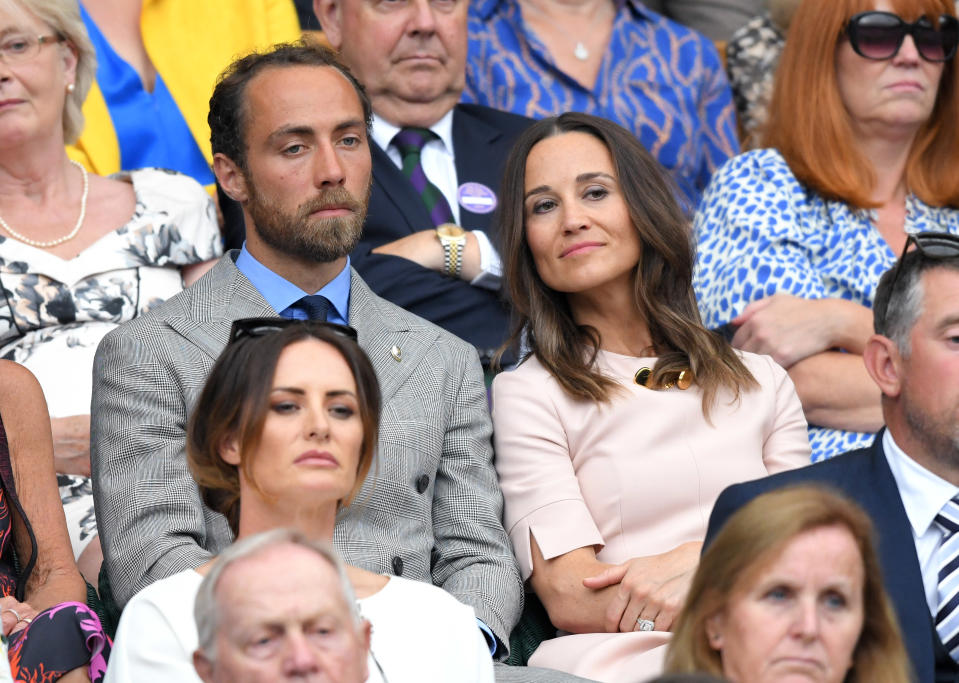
[457,182,497,215]
[390,345,402,361]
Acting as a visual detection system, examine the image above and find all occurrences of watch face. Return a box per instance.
[436,223,466,238]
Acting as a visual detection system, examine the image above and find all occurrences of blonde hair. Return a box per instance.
[666,485,913,683]
[0,0,95,143]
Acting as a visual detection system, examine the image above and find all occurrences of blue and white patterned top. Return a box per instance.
[464,0,739,212]
[693,148,959,461]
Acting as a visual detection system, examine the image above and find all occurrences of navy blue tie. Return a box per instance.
[296,294,330,322]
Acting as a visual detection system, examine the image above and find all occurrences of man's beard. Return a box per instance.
[246,179,368,263]
[902,387,959,469]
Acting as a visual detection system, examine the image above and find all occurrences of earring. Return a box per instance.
[66,83,74,93]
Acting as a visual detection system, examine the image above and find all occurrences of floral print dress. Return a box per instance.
[0,168,222,558]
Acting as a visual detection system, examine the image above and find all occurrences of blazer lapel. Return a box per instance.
[347,270,439,404]
[866,437,938,682]
[370,141,432,235]
[167,253,275,361]
[451,105,506,233]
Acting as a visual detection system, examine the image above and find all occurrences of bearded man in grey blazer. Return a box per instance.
[90,43,526,664]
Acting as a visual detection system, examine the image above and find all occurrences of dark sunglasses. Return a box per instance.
[228,317,358,345]
[846,11,959,62]
[877,231,959,322]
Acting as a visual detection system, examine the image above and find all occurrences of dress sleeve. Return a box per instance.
[127,169,222,268]
[491,365,604,581]
[104,584,197,683]
[754,354,812,473]
[693,150,830,329]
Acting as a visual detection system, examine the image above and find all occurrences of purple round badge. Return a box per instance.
[457,182,497,215]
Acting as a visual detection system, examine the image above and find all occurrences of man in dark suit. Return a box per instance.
[315,0,531,363]
[705,234,959,683]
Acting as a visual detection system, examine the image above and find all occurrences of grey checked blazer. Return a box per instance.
[90,253,522,645]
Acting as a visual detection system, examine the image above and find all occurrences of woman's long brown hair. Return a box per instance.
[495,113,757,417]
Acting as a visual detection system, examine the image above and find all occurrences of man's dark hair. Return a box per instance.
[874,247,959,356]
[208,41,373,171]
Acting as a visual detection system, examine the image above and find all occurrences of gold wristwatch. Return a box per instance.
[436,223,467,278]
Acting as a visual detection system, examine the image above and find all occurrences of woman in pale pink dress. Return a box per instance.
[491,113,812,683]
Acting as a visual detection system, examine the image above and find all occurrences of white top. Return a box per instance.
[371,112,502,288]
[105,569,493,683]
[882,429,959,615]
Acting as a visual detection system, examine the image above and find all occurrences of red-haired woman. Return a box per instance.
[694,0,959,462]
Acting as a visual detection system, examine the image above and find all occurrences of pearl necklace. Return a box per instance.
[0,160,89,248]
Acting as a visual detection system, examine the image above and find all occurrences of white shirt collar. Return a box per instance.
[371,110,455,156]
[883,429,959,538]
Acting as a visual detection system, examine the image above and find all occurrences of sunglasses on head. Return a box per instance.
[846,11,959,62]
[228,317,358,345]
[877,231,959,322]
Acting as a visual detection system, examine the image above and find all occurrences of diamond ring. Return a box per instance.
[636,618,655,632]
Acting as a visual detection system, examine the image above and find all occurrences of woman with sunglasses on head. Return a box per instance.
[490,112,811,682]
[105,321,494,683]
[694,0,959,463]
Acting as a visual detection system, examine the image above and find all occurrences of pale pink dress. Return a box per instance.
[491,350,811,683]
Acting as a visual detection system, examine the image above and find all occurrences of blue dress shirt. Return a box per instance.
[235,246,351,324]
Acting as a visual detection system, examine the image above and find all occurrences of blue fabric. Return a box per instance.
[465,0,739,212]
[79,4,214,186]
[235,245,351,324]
[693,148,959,461]
[477,618,497,656]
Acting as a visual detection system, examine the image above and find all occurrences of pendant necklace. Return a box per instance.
[521,0,614,62]
[0,160,89,248]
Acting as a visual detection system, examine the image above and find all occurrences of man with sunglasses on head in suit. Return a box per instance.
[313,0,532,368]
[89,42,551,677]
[705,232,959,682]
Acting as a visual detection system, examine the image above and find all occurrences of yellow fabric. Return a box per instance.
[67,0,301,178]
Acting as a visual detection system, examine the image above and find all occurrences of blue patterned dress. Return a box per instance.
[464,0,739,212]
[693,148,959,461]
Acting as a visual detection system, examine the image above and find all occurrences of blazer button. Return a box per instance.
[415,474,430,493]
[391,556,404,576]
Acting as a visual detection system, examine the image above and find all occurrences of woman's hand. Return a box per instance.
[731,295,871,368]
[50,415,91,477]
[582,541,701,633]
[0,596,38,636]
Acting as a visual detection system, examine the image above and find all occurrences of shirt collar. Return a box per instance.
[474,0,639,21]
[235,244,351,323]
[371,110,455,155]
[883,429,959,539]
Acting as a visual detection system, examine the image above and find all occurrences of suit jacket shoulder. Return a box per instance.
[706,435,935,682]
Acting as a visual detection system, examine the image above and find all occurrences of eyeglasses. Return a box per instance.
[846,11,959,62]
[228,317,358,345]
[0,34,64,65]
[876,231,959,322]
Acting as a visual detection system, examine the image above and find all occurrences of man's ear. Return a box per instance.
[863,333,904,399]
[213,153,249,203]
[193,650,215,683]
[314,0,344,50]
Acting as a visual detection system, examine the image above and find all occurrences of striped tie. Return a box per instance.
[934,495,959,660]
[392,127,455,227]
